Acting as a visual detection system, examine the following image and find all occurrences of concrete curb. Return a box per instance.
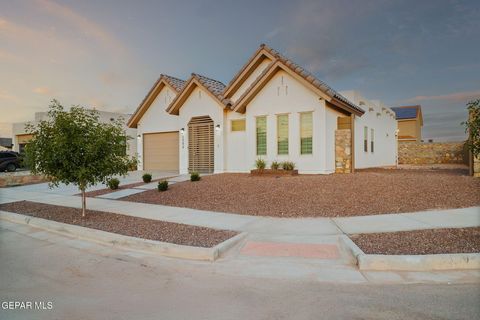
[340,233,480,271]
[0,210,246,262]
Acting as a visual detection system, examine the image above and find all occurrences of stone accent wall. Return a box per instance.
[335,129,351,173]
[474,156,480,178]
[398,141,467,165]
[0,174,46,187]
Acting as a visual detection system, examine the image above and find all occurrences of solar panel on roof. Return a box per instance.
[391,107,417,119]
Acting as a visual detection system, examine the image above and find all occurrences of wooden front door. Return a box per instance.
[188,116,214,173]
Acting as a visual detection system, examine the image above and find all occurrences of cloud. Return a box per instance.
[0,90,20,103]
[406,90,480,103]
[33,0,126,54]
[33,87,54,95]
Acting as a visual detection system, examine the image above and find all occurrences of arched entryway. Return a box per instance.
[188,116,214,173]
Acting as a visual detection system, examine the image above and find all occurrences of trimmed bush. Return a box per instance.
[157,180,168,191]
[271,161,280,170]
[190,172,201,182]
[281,161,295,171]
[142,173,152,183]
[107,178,120,190]
[255,158,266,170]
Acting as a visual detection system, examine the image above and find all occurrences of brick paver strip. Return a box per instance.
[241,241,340,259]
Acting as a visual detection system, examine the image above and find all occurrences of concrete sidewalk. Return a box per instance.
[1,185,478,234]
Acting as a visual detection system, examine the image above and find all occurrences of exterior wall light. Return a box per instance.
[215,124,221,131]
[180,128,185,135]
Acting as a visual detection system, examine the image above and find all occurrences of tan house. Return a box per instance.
[13,110,137,156]
[391,105,423,142]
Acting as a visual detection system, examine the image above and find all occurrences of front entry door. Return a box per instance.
[188,116,214,173]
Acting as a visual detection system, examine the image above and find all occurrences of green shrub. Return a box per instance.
[107,178,120,190]
[157,180,168,191]
[190,172,201,181]
[255,158,266,170]
[271,161,280,170]
[281,161,295,171]
[127,156,138,171]
[142,173,152,183]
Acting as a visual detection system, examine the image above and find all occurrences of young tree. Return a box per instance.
[25,100,131,218]
[464,99,480,158]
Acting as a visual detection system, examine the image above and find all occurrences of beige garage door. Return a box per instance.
[143,132,179,171]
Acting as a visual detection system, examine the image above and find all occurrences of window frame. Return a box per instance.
[276,113,289,156]
[255,116,267,156]
[364,126,368,152]
[299,111,313,155]
[231,119,246,132]
[370,128,374,153]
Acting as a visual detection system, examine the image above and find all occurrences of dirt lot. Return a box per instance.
[121,168,480,217]
[351,227,480,255]
[0,201,237,247]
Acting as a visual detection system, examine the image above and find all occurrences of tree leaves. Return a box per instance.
[25,100,131,190]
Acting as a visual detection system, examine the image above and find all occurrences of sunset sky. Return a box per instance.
[1,0,479,141]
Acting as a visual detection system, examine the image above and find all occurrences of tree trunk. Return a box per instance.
[81,188,86,218]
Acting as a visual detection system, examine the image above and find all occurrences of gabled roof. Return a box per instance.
[166,73,231,115]
[223,44,277,98]
[127,74,185,128]
[391,105,423,125]
[228,44,364,116]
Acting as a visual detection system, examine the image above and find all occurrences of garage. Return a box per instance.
[143,132,179,171]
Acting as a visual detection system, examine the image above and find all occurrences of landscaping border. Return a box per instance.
[0,210,247,262]
[339,235,480,271]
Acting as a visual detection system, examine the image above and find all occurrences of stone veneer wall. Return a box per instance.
[398,141,467,165]
[474,156,480,178]
[0,174,46,187]
[335,129,351,173]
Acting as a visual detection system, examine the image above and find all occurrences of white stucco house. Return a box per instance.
[128,44,397,174]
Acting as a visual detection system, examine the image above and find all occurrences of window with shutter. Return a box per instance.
[364,126,368,152]
[371,128,374,153]
[300,112,313,155]
[277,114,289,155]
[256,116,267,156]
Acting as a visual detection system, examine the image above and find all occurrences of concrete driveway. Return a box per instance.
[1,222,479,320]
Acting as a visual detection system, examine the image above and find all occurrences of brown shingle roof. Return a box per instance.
[191,73,231,106]
[127,74,185,128]
[257,44,364,115]
[162,74,186,92]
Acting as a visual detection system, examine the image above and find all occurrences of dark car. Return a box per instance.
[0,151,20,172]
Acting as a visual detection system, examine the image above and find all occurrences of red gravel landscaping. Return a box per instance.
[120,168,480,217]
[0,201,237,247]
[350,227,480,255]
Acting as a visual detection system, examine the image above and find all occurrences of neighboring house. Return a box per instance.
[391,105,423,142]
[0,138,12,150]
[128,44,397,174]
[13,110,137,157]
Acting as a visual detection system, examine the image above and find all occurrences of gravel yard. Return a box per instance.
[351,227,480,255]
[0,201,237,247]
[120,168,480,217]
